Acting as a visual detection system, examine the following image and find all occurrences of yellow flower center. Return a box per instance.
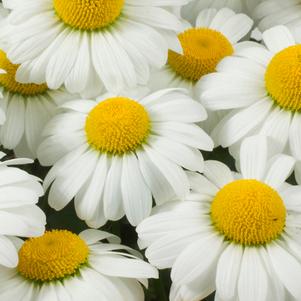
[265,45,301,111]
[211,179,286,246]
[168,28,234,82]
[85,97,150,155]
[53,0,125,30]
[0,50,48,96]
[18,230,89,282]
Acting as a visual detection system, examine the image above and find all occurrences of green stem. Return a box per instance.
[154,272,168,301]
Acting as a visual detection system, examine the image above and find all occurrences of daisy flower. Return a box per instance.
[181,0,244,24]
[38,88,213,227]
[0,229,158,301]
[1,0,191,95]
[149,8,253,97]
[0,151,45,268]
[148,7,252,134]
[199,26,301,159]
[255,0,301,39]
[137,135,301,301]
[0,49,75,158]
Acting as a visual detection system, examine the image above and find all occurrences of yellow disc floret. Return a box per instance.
[85,97,150,155]
[18,230,89,282]
[168,28,234,82]
[0,50,48,96]
[265,45,301,111]
[211,179,286,246]
[53,0,125,30]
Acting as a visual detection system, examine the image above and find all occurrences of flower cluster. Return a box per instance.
[0,0,301,300]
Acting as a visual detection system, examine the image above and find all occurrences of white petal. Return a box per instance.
[152,121,214,151]
[90,254,158,279]
[263,25,295,53]
[264,155,295,189]
[79,229,120,245]
[171,234,223,285]
[240,135,268,180]
[268,242,301,300]
[238,248,268,301]
[216,98,273,147]
[187,171,218,196]
[121,153,152,226]
[216,244,243,300]
[75,154,108,222]
[124,6,183,31]
[0,95,25,149]
[219,13,253,43]
[0,235,18,268]
[46,29,80,89]
[289,113,301,160]
[259,106,292,153]
[149,97,207,123]
[143,145,190,200]
[196,8,217,28]
[103,156,124,221]
[136,149,175,205]
[48,149,98,211]
[209,7,235,30]
[204,160,233,188]
[148,135,204,172]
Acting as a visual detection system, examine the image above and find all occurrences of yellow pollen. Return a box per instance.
[0,50,48,96]
[168,28,234,82]
[211,179,286,246]
[53,0,125,30]
[17,230,89,282]
[265,45,301,111]
[85,97,150,155]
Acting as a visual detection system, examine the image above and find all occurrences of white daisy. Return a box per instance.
[148,7,252,134]
[1,0,191,95]
[255,0,301,40]
[0,50,75,158]
[149,8,253,97]
[199,26,301,161]
[181,0,244,24]
[137,135,301,301]
[0,151,45,268]
[37,88,213,227]
[0,229,158,301]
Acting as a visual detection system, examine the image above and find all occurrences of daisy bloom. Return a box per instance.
[0,49,75,158]
[1,0,191,95]
[38,88,213,227]
[0,229,158,301]
[0,151,45,268]
[199,25,301,159]
[148,7,252,134]
[181,0,244,24]
[137,135,301,301]
[255,0,301,39]
[149,8,253,97]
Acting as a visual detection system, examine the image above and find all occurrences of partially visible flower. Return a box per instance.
[38,88,213,227]
[149,8,253,97]
[1,0,191,95]
[0,229,158,301]
[0,152,45,268]
[0,50,75,158]
[148,8,252,134]
[199,25,301,163]
[137,135,301,301]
